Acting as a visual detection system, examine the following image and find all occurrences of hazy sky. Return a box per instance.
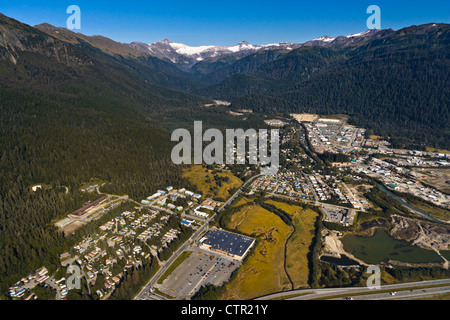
[2,1,449,45]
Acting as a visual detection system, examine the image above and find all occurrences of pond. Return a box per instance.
[440,250,450,261]
[341,228,442,264]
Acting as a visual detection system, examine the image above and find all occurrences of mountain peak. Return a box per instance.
[34,22,53,28]
[313,36,335,42]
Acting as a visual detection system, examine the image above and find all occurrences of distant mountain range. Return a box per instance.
[1,12,449,151]
[129,39,302,70]
[134,29,399,68]
[196,23,449,149]
[33,23,395,71]
[0,11,448,288]
[129,29,398,70]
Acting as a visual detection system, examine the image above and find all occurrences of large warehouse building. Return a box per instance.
[199,228,255,260]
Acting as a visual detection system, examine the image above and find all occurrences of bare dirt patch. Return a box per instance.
[321,229,368,266]
[228,110,244,116]
[416,168,450,194]
[60,220,86,235]
[390,215,450,251]
[290,113,319,123]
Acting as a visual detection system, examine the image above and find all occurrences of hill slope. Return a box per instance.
[0,13,208,291]
[196,23,450,149]
[34,22,206,91]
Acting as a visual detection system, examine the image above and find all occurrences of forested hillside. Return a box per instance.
[193,49,288,83]
[0,12,449,294]
[34,22,205,92]
[0,13,208,292]
[196,24,450,149]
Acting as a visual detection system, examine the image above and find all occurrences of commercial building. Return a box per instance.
[69,196,108,219]
[199,229,255,260]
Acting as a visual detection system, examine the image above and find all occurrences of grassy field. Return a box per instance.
[182,165,243,200]
[265,200,319,289]
[426,147,450,154]
[233,197,252,207]
[410,199,450,221]
[222,203,292,299]
[283,209,319,288]
[264,199,302,215]
[220,198,321,298]
[440,250,450,260]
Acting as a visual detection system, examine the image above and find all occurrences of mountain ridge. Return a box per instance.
[129,38,302,70]
[197,22,450,149]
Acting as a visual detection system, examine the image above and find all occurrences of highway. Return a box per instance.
[254,278,450,300]
[342,285,450,300]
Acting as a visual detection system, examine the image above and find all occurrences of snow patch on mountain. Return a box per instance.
[346,30,372,38]
[129,29,384,69]
[314,36,335,42]
[168,41,216,56]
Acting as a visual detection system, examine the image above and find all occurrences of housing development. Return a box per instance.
[1,4,449,307]
[7,113,450,301]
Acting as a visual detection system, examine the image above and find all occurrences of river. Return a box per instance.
[377,184,441,223]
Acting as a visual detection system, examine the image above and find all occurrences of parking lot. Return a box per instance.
[156,249,240,299]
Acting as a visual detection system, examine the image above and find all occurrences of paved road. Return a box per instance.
[254,279,450,300]
[43,277,64,300]
[134,220,211,300]
[218,174,262,212]
[134,173,261,300]
[341,286,450,300]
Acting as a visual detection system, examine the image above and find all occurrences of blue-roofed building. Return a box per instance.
[181,219,192,227]
[199,229,255,260]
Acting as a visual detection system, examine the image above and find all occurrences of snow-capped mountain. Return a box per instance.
[129,39,301,69]
[313,36,336,42]
[301,29,389,48]
[128,29,389,70]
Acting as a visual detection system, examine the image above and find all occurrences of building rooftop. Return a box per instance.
[201,229,255,258]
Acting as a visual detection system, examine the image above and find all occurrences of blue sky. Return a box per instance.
[2,1,449,45]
